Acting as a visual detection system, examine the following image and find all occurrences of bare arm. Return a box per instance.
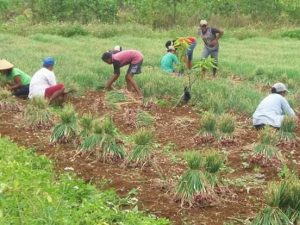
[10,76,22,90]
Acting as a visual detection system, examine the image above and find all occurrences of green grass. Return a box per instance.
[0,137,170,225]
[0,25,299,115]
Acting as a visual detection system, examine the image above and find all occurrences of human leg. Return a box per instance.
[45,84,65,104]
[200,46,210,74]
[125,73,142,97]
[210,48,219,76]
[186,41,196,69]
[12,84,29,99]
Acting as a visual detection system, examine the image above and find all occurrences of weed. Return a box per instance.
[51,104,78,143]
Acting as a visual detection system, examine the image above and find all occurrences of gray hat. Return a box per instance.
[272,82,288,92]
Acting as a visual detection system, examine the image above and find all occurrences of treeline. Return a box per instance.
[0,0,299,27]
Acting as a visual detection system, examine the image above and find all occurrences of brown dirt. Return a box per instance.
[1,91,299,225]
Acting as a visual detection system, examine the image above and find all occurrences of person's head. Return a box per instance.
[199,19,208,32]
[165,40,176,49]
[0,59,14,76]
[43,57,55,70]
[271,82,288,96]
[101,52,113,64]
[167,45,176,53]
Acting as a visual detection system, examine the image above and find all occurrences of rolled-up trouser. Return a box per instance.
[13,84,29,98]
[201,46,219,66]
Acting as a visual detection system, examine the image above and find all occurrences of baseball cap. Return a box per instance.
[272,82,288,93]
[200,19,208,26]
[114,45,122,51]
[43,57,55,67]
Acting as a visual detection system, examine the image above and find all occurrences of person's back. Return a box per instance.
[253,92,295,128]
[112,50,143,66]
[7,68,31,86]
[29,67,56,99]
[160,52,178,73]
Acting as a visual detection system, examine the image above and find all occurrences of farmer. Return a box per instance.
[160,45,179,74]
[198,19,224,76]
[101,49,143,97]
[0,59,31,98]
[29,57,66,104]
[252,82,296,129]
[165,36,196,69]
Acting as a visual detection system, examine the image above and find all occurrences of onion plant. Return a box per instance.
[51,104,78,143]
[135,110,155,128]
[252,174,300,225]
[219,114,235,138]
[128,129,154,166]
[24,97,52,127]
[176,151,212,206]
[81,117,125,161]
[79,113,94,138]
[280,116,297,141]
[200,112,217,136]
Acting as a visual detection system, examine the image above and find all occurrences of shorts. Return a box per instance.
[45,84,64,98]
[127,60,143,75]
[186,41,197,61]
[13,84,29,98]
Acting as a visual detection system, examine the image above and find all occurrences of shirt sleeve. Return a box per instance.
[281,98,296,116]
[113,61,121,75]
[211,28,221,36]
[173,55,179,64]
[46,72,57,86]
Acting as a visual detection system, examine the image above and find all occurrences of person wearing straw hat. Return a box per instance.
[29,57,66,104]
[160,45,179,74]
[198,19,224,76]
[252,82,296,129]
[0,59,31,98]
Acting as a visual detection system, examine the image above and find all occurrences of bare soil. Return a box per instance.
[1,91,299,225]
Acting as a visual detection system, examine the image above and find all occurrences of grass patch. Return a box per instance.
[0,137,170,225]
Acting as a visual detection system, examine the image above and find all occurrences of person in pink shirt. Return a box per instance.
[102,50,143,97]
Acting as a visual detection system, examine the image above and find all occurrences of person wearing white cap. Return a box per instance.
[198,19,224,76]
[0,59,31,98]
[160,45,179,74]
[252,82,296,129]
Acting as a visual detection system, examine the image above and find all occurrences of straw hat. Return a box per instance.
[0,59,14,70]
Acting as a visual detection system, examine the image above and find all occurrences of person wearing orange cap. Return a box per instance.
[0,59,31,98]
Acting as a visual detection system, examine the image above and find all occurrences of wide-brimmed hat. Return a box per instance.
[0,59,14,70]
[272,82,288,92]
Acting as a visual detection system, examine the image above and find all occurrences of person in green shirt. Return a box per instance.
[0,59,31,98]
[160,46,179,74]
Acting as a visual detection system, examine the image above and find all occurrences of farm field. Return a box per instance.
[1,27,300,225]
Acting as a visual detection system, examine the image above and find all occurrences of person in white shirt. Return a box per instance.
[252,82,296,129]
[29,57,66,104]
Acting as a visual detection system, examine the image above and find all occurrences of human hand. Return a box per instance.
[210,39,218,47]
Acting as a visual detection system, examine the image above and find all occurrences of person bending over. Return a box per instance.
[101,50,143,97]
